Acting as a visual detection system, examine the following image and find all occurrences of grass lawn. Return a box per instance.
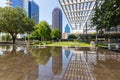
[97,44,107,47]
[45,42,90,47]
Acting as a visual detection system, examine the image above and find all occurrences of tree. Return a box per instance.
[32,21,51,41]
[30,30,41,40]
[51,28,61,40]
[0,7,35,44]
[92,0,120,30]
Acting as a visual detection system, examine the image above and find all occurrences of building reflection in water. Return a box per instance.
[65,50,70,58]
[2,45,119,80]
[36,47,72,80]
[0,45,71,80]
[51,47,62,75]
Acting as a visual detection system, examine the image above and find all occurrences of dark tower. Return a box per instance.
[52,7,62,33]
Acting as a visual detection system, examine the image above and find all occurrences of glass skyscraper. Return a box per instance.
[29,0,39,24]
[24,0,39,24]
[11,0,23,8]
[24,0,29,16]
[52,7,62,33]
[65,24,70,33]
[0,0,39,24]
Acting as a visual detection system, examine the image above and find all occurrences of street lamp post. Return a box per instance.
[96,26,98,45]
[27,31,30,43]
[95,0,98,45]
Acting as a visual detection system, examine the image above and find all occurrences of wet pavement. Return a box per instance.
[0,45,120,80]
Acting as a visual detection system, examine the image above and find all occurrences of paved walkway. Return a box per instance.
[62,51,95,80]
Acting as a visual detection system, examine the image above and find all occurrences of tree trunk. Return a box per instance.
[11,45,17,54]
[13,37,16,44]
[11,34,17,44]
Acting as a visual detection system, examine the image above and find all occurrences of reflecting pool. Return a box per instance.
[0,45,72,80]
[0,45,120,80]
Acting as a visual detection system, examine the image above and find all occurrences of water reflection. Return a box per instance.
[0,45,12,53]
[65,50,70,58]
[0,45,38,80]
[52,47,62,75]
[0,45,119,80]
[32,46,72,80]
[61,47,120,80]
[31,47,51,65]
[81,47,120,80]
[94,48,120,80]
[0,45,72,80]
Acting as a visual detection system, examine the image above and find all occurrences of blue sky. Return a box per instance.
[37,0,69,32]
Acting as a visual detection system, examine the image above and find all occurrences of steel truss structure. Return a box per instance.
[59,0,103,33]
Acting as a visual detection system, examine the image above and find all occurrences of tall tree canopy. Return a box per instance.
[31,21,51,41]
[51,28,61,40]
[92,0,120,30]
[0,7,35,44]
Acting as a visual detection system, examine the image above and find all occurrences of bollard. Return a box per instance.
[90,41,96,51]
[115,43,119,49]
[108,43,111,50]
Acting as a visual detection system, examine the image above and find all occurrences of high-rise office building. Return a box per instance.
[11,0,23,8]
[29,0,39,24]
[52,7,62,33]
[65,24,70,33]
[0,0,39,24]
[24,0,29,16]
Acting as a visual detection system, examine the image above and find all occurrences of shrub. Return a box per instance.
[1,35,6,41]
[68,34,77,39]
[6,34,11,41]
[1,34,11,41]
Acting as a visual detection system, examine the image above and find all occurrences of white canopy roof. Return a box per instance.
[59,0,103,32]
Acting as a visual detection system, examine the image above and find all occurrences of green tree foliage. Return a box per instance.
[0,7,35,44]
[31,47,51,65]
[92,0,120,30]
[30,30,41,40]
[31,21,51,41]
[51,28,61,40]
[6,34,11,41]
[1,35,6,41]
[68,34,77,39]
[1,34,11,41]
